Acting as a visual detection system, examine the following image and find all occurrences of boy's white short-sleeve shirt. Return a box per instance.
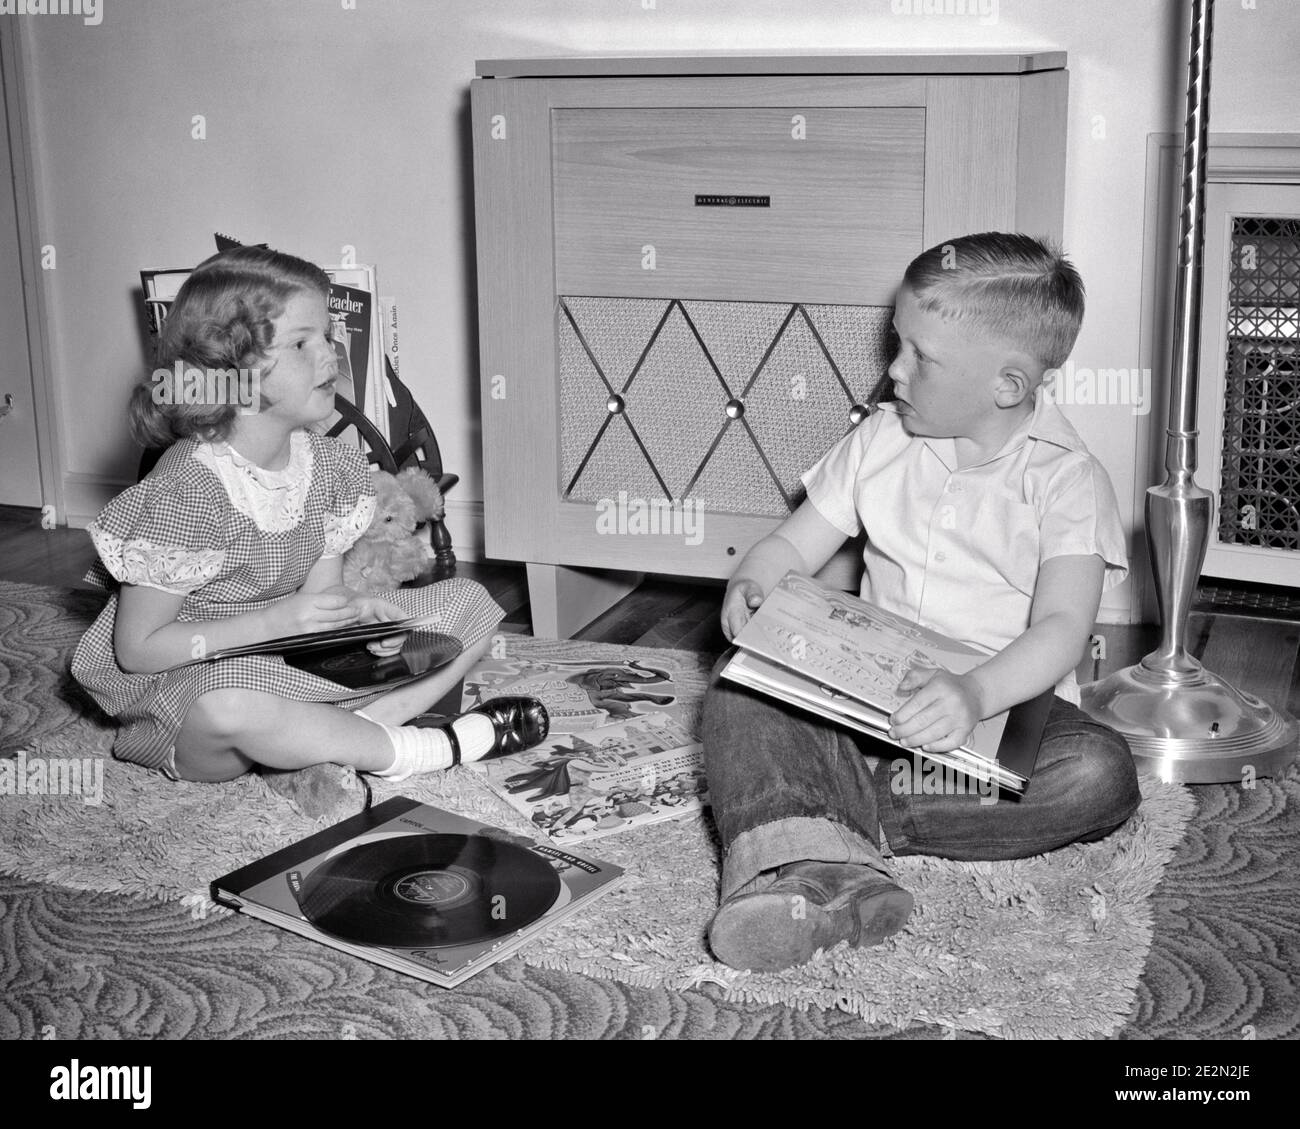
[801,387,1128,704]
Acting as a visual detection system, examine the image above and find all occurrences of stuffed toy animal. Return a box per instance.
[343,467,445,593]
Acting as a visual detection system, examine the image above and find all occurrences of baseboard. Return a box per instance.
[0,503,41,524]
[443,498,485,562]
[62,472,132,528]
[1096,601,1135,626]
[1098,573,1139,625]
[1092,530,1149,626]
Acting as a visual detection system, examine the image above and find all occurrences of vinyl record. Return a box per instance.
[287,632,462,690]
[298,833,562,949]
[198,612,449,664]
[312,649,391,675]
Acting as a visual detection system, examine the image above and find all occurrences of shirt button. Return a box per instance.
[934,551,947,562]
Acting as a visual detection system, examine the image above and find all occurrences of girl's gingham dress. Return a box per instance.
[71,429,504,779]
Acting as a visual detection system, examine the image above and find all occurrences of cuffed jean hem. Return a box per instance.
[720,815,892,902]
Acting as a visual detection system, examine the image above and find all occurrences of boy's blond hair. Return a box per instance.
[902,232,1085,371]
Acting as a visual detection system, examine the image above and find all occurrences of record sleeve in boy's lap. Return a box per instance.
[724,572,1052,794]
[211,798,624,988]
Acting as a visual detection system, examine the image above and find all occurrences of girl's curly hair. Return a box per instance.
[129,246,330,449]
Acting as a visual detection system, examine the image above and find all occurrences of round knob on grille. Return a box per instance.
[849,403,869,425]
[606,393,626,415]
[725,398,745,419]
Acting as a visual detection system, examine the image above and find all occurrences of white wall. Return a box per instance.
[16,0,1300,619]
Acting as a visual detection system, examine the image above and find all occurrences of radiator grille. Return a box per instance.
[1216,216,1300,552]
[558,297,894,516]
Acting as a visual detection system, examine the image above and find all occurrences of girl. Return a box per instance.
[72,247,546,800]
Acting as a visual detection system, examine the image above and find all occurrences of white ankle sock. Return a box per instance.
[358,711,497,782]
[448,714,496,761]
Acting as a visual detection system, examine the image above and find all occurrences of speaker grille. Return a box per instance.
[559,297,894,516]
[1216,216,1300,552]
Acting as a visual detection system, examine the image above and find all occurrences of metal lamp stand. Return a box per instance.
[1080,0,1298,784]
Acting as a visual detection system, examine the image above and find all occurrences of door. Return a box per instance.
[0,27,42,508]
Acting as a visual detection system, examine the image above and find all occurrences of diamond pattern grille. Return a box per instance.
[559,297,894,516]
[1216,217,1300,551]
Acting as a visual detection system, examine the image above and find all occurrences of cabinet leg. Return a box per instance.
[526,563,644,639]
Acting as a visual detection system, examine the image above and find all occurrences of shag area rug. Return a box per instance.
[0,580,1196,1038]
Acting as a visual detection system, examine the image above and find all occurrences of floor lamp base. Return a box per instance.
[1081,660,1298,784]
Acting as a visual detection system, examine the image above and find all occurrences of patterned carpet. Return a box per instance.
[2,582,1298,1040]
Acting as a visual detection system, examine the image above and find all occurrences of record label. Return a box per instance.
[392,869,473,906]
[298,833,561,949]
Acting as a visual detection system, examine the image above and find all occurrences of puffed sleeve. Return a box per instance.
[87,475,227,595]
[321,439,378,558]
[799,413,880,537]
[1039,454,1130,591]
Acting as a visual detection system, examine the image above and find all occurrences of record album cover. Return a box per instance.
[211,797,624,988]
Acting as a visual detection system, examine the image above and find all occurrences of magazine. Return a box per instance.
[323,265,389,445]
[460,655,709,844]
[723,572,1052,793]
[140,268,192,347]
[379,294,400,408]
[211,797,624,989]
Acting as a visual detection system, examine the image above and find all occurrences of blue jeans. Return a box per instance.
[702,652,1142,901]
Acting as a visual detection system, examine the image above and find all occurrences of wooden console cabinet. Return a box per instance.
[471,53,1068,636]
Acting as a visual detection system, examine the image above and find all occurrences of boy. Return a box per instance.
[704,232,1141,973]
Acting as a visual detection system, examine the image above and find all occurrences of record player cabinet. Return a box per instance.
[471,53,1069,636]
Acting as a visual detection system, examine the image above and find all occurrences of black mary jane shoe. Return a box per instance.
[410,696,550,765]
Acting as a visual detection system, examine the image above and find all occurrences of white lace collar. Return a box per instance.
[193,430,313,534]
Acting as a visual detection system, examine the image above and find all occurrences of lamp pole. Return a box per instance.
[1080,0,1298,783]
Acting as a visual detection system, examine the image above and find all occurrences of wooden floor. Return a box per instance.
[2,510,1297,719]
